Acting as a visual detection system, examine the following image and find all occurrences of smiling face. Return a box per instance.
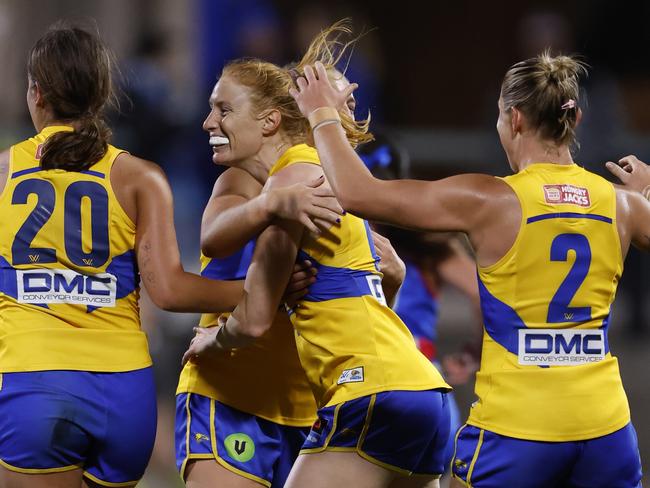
[202,75,266,167]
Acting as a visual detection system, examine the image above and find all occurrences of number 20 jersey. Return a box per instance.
[0,126,150,373]
[468,162,627,441]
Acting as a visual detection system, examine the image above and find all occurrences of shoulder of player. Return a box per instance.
[112,152,169,188]
[614,185,648,216]
[445,173,516,205]
[212,166,262,199]
[267,161,322,189]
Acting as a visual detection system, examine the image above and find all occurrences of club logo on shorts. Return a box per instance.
[224,433,255,463]
[543,184,591,207]
[337,366,364,385]
[518,329,605,366]
[312,417,328,435]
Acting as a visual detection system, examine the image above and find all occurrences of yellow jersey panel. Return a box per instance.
[269,144,450,409]
[176,175,318,426]
[468,163,628,441]
[0,126,149,372]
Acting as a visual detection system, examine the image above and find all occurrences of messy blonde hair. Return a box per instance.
[292,18,373,147]
[222,18,373,148]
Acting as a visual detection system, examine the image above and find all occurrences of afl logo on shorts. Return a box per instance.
[543,184,591,207]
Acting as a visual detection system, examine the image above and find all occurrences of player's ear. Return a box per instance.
[261,109,281,135]
[510,106,523,134]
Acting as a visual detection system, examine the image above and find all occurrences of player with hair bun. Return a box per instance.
[291,51,646,487]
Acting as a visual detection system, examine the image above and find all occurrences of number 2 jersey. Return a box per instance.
[0,126,149,373]
[468,162,628,441]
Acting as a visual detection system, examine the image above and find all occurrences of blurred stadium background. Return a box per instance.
[1,1,648,486]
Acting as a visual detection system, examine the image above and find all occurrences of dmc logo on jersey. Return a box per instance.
[16,269,117,307]
[337,366,364,385]
[543,184,591,207]
[518,329,605,366]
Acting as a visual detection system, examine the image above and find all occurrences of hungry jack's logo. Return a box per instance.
[543,184,591,207]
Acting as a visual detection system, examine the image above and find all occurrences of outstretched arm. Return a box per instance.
[617,188,650,253]
[289,62,498,235]
[130,158,244,312]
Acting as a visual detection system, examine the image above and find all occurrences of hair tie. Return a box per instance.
[561,99,576,110]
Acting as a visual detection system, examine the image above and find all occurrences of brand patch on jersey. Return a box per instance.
[337,366,364,385]
[543,184,591,207]
[16,269,117,307]
[518,329,605,366]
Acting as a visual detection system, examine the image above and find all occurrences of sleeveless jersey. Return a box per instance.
[270,144,449,409]
[176,200,317,426]
[394,261,440,361]
[468,163,628,441]
[0,126,149,372]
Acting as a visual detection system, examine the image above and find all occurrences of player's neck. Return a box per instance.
[32,111,67,133]
[512,136,573,172]
[244,135,293,185]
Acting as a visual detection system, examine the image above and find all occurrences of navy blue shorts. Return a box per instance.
[452,423,643,487]
[301,389,451,476]
[175,393,310,488]
[0,368,157,486]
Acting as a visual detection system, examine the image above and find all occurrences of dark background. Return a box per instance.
[0,1,647,485]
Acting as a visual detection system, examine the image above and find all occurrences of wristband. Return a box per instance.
[308,106,340,129]
[312,119,341,132]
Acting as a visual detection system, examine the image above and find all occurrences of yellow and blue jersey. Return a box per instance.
[0,126,149,373]
[269,144,450,409]
[468,162,628,441]
[176,179,317,427]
